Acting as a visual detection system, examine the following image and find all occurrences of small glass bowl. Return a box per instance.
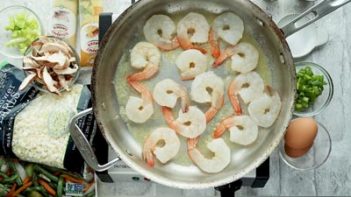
[0,5,44,59]
[293,62,334,117]
[23,36,80,94]
[279,121,332,170]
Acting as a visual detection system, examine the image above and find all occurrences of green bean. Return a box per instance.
[0,183,9,195]
[32,173,39,186]
[8,162,23,186]
[0,171,10,179]
[25,164,34,177]
[57,176,64,197]
[41,165,60,174]
[34,165,58,183]
[38,174,51,183]
[3,174,18,183]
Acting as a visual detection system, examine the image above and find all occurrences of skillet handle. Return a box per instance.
[281,0,351,37]
[69,108,120,172]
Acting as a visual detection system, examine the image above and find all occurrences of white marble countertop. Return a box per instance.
[1,0,351,196]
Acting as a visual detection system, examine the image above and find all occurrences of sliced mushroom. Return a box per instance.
[46,51,68,67]
[19,72,36,91]
[31,51,68,68]
[40,42,72,57]
[58,75,71,91]
[54,64,79,75]
[23,57,41,69]
[43,67,60,94]
[53,57,70,70]
[21,36,78,94]
[36,67,44,79]
[41,61,57,68]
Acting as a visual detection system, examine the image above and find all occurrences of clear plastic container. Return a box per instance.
[0,5,44,59]
[22,36,80,94]
[293,62,334,117]
[279,121,331,170]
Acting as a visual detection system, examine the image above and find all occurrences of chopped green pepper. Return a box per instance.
[295,66,327,112]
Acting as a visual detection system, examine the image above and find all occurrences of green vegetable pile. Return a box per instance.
[0,158,95,197]
[5,12,41,54]
[295,66,326,112]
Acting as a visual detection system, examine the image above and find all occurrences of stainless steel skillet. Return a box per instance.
[69,0,350,189]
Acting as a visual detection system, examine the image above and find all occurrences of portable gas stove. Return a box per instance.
[93,12,270,197]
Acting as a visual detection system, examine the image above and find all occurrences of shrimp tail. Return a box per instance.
[205,107,217,123]
[127,65,159,81]
[209,28,220,58]
[213,47,235,67]
[206,91,224,123]
[228,80,242,115]
[213,123,227,138]
[161,107,179,133]
[229,95,242,115]
[213,116,235,138]
[142,148,155,167]
[127,80,153,104]
[177,36,207,54]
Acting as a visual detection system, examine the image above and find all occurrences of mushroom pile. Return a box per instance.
[19,36,79,94]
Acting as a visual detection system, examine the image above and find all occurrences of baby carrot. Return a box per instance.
[12,181,32,196]
[62,174,84,184]
[38,179,56,196]
[6,183,16,197]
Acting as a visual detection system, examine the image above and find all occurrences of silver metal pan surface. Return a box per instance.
[69,0,350,189]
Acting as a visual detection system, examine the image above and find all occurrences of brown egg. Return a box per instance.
[284,117,318,150]
[284,143,313,158]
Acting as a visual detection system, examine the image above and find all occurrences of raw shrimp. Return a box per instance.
[175,49,208,80]
[143,127,180,167]
[212,12,244,45]
[177,12,209,54]
[213,46,235,67]
[126,80,154,123]
[162,106,206,138]
[248,86,282,128]
[153,79,190,112]
[213,115,258,146]
[191,71,224,122]
[228,72,264,115]
[230,43,259,73]
[187,137,230,173]
[213,42,258,71]
[209,28,220,58]
[128,42,161,82]
[143,15,179,51]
